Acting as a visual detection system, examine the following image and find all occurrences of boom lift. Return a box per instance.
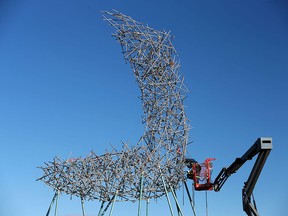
[185,137,272,216]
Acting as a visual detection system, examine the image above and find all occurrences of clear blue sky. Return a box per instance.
[1,0,287,215]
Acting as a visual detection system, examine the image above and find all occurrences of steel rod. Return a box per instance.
[98,201,106,216]
[138,176,144,216]
[109,190,118,216]
[46,192,57,216]
[205,191,208,216]
[170,187,184,216]
[146,199,149,216]
[81,197,86,216]
[100,198,114,216]
[54,190,60,216]
[161,174,174,216]
[183,181,197,216]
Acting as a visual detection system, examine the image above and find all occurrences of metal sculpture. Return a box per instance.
[38,10,189,207]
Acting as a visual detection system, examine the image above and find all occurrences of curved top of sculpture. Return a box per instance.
[38,10,190,202]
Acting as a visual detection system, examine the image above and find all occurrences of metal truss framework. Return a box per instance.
[38,10,190,203]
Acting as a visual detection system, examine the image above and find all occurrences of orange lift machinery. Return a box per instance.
[185,137,272,216]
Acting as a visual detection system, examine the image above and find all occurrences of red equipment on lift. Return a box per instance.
[185,158,216,191]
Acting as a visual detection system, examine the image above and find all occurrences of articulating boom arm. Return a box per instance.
[213,137,272,216]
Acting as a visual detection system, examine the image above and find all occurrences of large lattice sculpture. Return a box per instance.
[38,10,189,203]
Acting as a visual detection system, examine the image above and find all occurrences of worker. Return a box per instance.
[185,158,201,183]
